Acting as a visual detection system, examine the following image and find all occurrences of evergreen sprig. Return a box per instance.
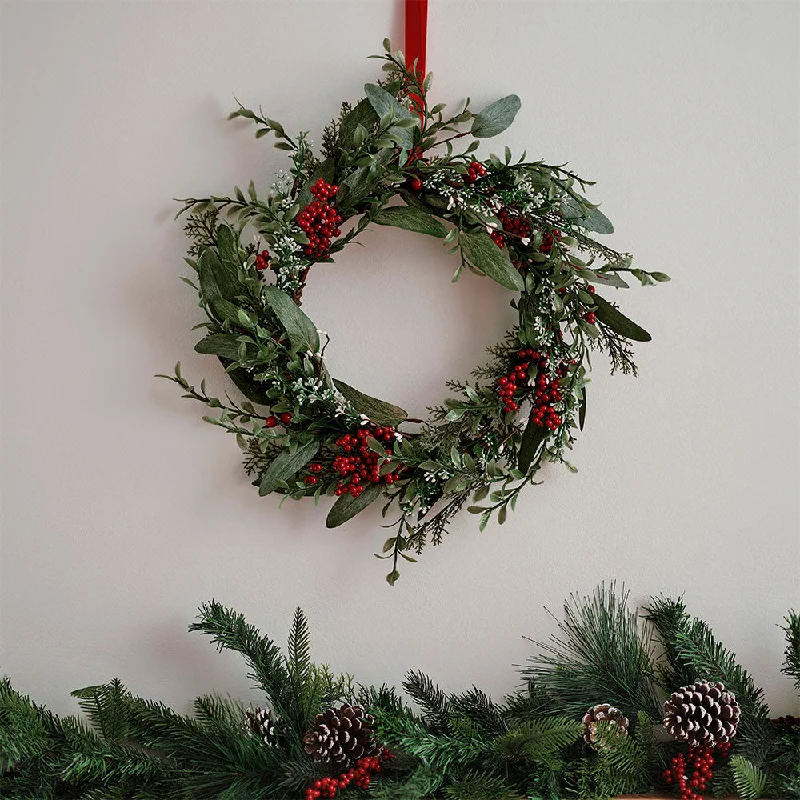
[781,610,800,693]
[521,582,662,720]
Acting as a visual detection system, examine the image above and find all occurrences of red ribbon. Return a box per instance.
[405,0,428,79]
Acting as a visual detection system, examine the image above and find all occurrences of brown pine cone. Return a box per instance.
[663,680,740,746]
[245,706,277,746]
[582,703,630,746]
[303,704,380,766]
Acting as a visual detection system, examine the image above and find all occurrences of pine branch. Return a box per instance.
[493,717,582,766]
[642,595,698,690]
[781,610,800,694]
[443,771,520,800]
[521,582,662,720]
[450,687,508,736]
[70,679,132,744]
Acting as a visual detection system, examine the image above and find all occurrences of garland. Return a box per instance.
[161,42,669,581]
[2,585,798,800]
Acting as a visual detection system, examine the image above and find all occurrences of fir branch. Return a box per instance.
[730,754,768,800]
[402,671,453,734]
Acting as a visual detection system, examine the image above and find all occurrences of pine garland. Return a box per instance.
[1,586,798,799]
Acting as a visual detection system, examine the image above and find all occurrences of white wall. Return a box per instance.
[1,0,798,718]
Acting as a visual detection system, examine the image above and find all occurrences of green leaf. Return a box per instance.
[326,482,383,528]
[460,231,525,291]
[590,272,630,289]
[560,196,614,234]
[471,94,521,138]
[226,366,271,406]
[333,379,407,426]
[258,441,319,496]
[364,84,418,148]
[264,286,320,353]
[296,158,336,209]
[194,333,243,360]
[593,294,652,342]
[373,205,447,238]
[198,247,239,307]
[518,416,549,472]
[216,224,243,278]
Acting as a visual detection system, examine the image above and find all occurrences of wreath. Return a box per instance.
[163,42,669,582]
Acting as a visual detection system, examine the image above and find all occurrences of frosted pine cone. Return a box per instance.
[663,680,740,746]
[245,706,277,746]
[582,703,630,746]
[303,704,380,766]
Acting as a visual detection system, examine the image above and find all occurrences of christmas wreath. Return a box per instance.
[162,42,669,581]
[2,585,798,800]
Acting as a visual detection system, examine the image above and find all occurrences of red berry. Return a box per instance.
[410,177,423,191]
[280,412,292,424]
[584,311,596,325]
[266,416,278,428]
[304,475,318,485]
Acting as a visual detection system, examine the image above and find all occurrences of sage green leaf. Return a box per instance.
[590,272,630,289]
[216,224,242,278]
[460,230,525,291]
[198,247,239,306]
[226,365,271,406]
[259,440,319,496]
[264,286,320,353]
[340,149,393,210]
[560,196,614,234]
[333,379,407,426]
[194,333,242,361]
[373,206,447,238]
[471,94,521,138]
[593,294,652,342]
[338,98,378,148]
[518,416,549,472]
[296,158,336,209]
[325,482,383,528]
[364,83,415,121]
[364,83,418,148]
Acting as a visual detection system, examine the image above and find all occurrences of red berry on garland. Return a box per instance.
[304,475,318,485]
[266,416,278,428]
[584,311,596,324]
[280,412,292,424]
[409,177,423,192]
[490,230,505,248]
[297,179,343,259]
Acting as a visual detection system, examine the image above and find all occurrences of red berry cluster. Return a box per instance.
[530,352,565,431]
[490,230,505,248]
[498,206,532,241]
[331,427,401,497]
[297,179,342,259]
[540,229,563,254]
[663,743,730,800]
[304,750,391,800]
[266,412,292,428]
[465,161,487,182]
[495,349,566,428]
[255,249,271,271]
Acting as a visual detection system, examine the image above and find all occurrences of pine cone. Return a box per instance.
[582,703,630,746]
[245,706,277,746]
[663,680,740,746]
[303,704,380,766]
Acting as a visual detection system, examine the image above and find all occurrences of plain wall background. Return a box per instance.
[1,0,798,717]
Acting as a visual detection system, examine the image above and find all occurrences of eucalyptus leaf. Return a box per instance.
[198,247,239,306]
[215,224,242,278]
[593,294,652,342]
[373,205,447,238]
[518,416,549,472]
[471,94,521,138]
[326,482,383,528]
[264,286,320,353]
[194,333,243,361]
[460,231,525,291]
[258,441,319,496]
[560,196,614,234]
[333,379,407,426]
[364,84,418,148]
